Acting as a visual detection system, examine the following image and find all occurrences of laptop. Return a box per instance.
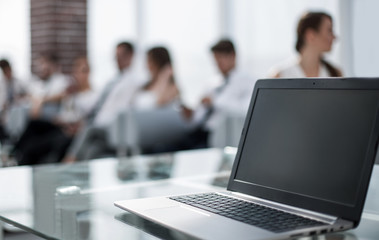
[115,78,379,240]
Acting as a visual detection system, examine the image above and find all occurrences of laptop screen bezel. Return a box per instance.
[227,78,379,225]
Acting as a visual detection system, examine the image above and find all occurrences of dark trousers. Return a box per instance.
[13,119,72,165]
[0,124,7,143]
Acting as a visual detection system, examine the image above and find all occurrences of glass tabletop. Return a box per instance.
[0,147,378,240]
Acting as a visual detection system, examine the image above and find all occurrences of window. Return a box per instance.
[88,0,136,90]
[0,0,30,79]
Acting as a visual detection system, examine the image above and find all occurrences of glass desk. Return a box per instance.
[0,148,378,240]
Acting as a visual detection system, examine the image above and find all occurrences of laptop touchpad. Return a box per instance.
[145,205,271,239]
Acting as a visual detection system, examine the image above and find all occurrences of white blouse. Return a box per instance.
[273,59,331,78]
[59,90,97,123]
[131,91,159,110]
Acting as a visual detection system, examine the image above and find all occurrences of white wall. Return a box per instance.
[87,0,137,90]
[0,0,30,80]
[5,0,378,104]
[352,0,379,77]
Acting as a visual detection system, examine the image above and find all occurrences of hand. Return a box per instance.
[181,105,194,120]
[201,96,213,107]
[62,155,76,164]
[158,64,173,81]
[155,64,178,105]
[29,97,43,118]
[63,121,83,136]
[65,82,79,95]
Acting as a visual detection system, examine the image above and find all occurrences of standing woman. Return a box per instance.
[273,11,342,78]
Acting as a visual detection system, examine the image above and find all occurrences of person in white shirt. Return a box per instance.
[57,56,97,130]
[64,42,143,162]
[93,43,144,125]
[28,52,69,119]
[0,59,27,110]
[181,39,256,148]
[0,59,27,142]
[13,56,96,165]
[131,46,180,110]
[271,11,342,78]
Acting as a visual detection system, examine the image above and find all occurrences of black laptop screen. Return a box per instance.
[235,88,379,207]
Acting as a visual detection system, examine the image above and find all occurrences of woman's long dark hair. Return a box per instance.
[296,12,341,77]
[144,46,175,89]
[147,46,172,71]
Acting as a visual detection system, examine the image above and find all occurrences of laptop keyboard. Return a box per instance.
[169,193,326,233]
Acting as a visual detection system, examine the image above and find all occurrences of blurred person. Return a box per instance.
[28,52,69,119]
[181,39,256,148]
[271,11,342,78]
[127,46,182,154]
[12,56,96,165]
[0,59,27,109]
[131,46,180,109]
[58,56,97,127]
[0,59,27,142]
[89,41,143,125]
[63,41,144,162]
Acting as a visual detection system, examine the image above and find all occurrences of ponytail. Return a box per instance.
[320,59,342,77]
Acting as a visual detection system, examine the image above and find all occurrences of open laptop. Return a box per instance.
[115,78,379,240]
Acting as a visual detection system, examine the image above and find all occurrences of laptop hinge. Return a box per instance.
[221,191,338,224]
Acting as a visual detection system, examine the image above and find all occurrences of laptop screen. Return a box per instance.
[234,88,379,207]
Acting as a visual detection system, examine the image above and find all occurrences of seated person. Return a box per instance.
[64,46,180,162]
[181,39,256,149]
[131,46,180,109]
[27,52,70,119]
[0,59,27,143]
[12,56,96,165]
[90,42,144,126]
[270,11,342,78]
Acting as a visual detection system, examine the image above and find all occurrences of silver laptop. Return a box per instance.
[115,78,379,240]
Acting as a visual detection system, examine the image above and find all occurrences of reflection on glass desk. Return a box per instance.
[0,148,378,240]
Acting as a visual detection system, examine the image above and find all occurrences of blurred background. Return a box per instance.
[1,0,378,106]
